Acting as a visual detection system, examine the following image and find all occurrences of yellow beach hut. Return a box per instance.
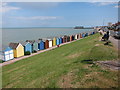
[53,37,56,46]
[9,43,24,58]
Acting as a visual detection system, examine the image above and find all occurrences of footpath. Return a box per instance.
[96,35,120,71]
[109,36,120,50]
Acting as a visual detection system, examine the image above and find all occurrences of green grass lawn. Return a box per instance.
[0,60,2,63]
[2,34,119,88]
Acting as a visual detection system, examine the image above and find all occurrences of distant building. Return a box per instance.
[108,22,112,27]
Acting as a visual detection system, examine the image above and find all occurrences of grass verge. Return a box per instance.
[2,33,119,88]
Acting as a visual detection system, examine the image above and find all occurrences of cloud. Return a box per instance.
[114,5,120,8]
[89,0,118,2]
[0,2,20,13]
[3,0,66,2]
[13,2,59,10]
[90,2,117,6]
[2,0,120,2]
[10,16,58,20]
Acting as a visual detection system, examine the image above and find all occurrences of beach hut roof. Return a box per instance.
[42,40,46,42]
[64,35,68,37]
[38,38,43,41]
[48,39,52,41]
[42,38,49,42]
[9,43,19,49]
[37,39,43,43]
[20,41,30,46]
[4,47,12,52]
[26,40,38,44]
[46,36,54,40]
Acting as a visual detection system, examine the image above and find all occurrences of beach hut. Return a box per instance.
[77,34,79,39]
[92,32,95,34]
[48,39,53,48]
[62,37,64,43]
[80,33,82,38]
[21,42,32,53]
[3,47,14,61]
[53,37,56,46]
[79,33,81,38]
[90,32,92,35]
[85,33,88,37]
[38,39,45,50]
[59,37,63,44]
[26,40,38,52]
[67,36,70,42]
[63,35,67,43]
[56,38,60,45]
[72,35,75,40]
[82,33,85,38]
[70,35,72,41]
[45,40,49,49]
[9,43,24,58]
[75,34,78,40]
[88,32,91,36]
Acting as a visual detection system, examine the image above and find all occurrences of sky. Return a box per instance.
[1,1,119,28]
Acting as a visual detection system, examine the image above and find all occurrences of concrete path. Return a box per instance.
[96,60,120,70]
[109,36,120,50]
[0,38,82,67]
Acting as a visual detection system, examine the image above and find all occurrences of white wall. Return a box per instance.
[49,41,53,48]
[4,50,14,61]
[75,34,78,40]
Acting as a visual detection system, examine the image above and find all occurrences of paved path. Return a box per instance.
[0,38,83,67]
[109,36,120,50]
[96,60,120,70]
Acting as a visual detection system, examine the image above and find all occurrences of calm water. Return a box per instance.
[2,27,94,50]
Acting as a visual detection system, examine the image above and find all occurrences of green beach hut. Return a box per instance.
[26,40,38,52]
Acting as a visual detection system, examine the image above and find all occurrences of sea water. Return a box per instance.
[2,27,94,51]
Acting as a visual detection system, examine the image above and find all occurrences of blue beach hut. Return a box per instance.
[72,35,75,40]
[26,40,38,52]
[3,47,14,61]
[59,37,63,44]
[82,33,85,38]
[21,42,32,53]
[38,39,45,50]
[56,38,60,45]
[85,33,88,37]
[67,36,70,42]
[91,32,95,35]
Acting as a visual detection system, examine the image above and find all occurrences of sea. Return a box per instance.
[0,27,95,56]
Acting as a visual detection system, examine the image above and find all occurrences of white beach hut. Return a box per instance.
[75,34,78,40]
[48,39,53,48]
[3,47,14,61]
